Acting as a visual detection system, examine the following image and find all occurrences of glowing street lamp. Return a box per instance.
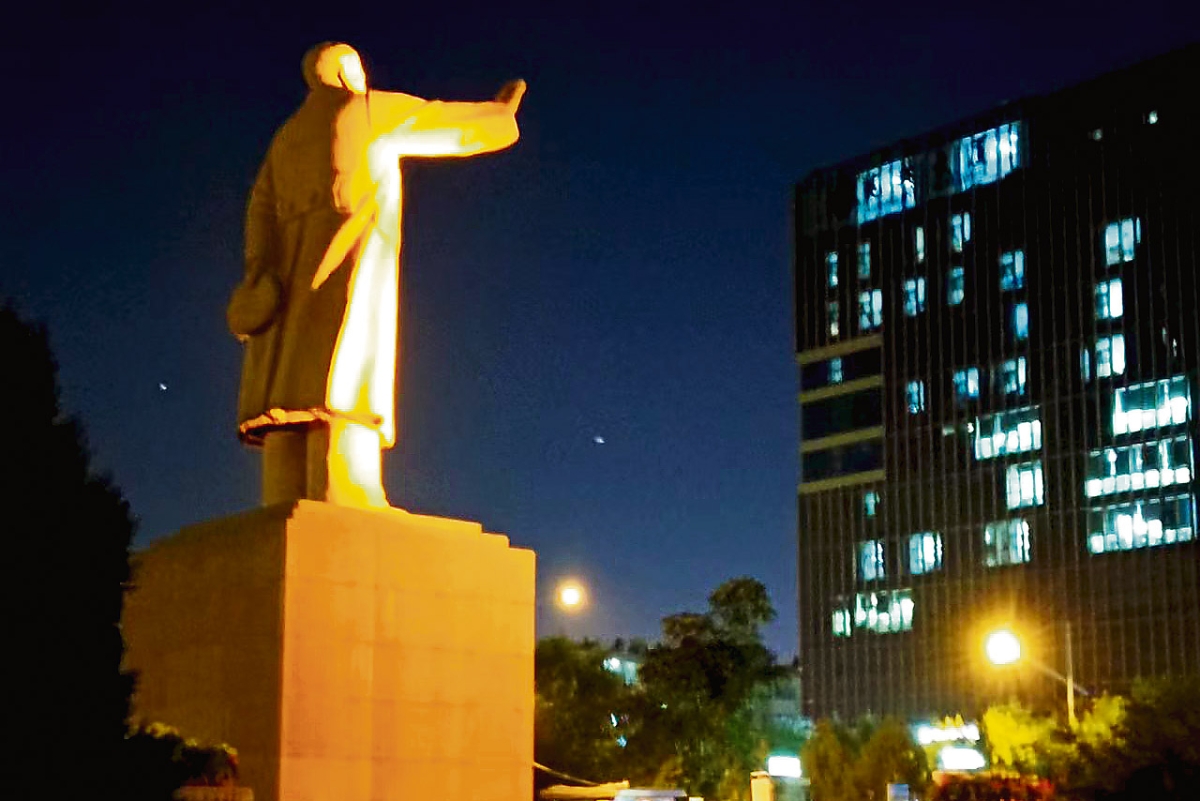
[556,579,586,612]
[984,624,1081,727]
[985,628,1022,666]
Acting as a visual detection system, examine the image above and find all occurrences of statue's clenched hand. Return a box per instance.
[495,79,526,110]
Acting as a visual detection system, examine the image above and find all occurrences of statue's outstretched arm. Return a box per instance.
[372,81,524,158]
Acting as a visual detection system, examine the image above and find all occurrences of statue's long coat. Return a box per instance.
[235,85,519,447]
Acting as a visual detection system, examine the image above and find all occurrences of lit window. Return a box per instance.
[1147,110,1159,125]
[953,367,980,403]
[856,159,916,224]
[829,357,843,384]
[915,226,926,263]
[999,250,1025,291]
[996,357,1027,396]
[827,301,840,338]
[1087,494,1194,554]
[1083,435,1193,498]
[974,407,1043,460]
[909,532,943,575]
[984,519,1031,566]
[1005,461,1044,509]
[947,266,965,305]
[832,606,853,638]
[1095,334,1126,378]
[827,251,839,288]
[858,539,885,581]
[1011,302,1029,341]
[854,589,914,634]
[903,277,927,316]
[1095,278,1123,319]
[1104,218,1141,266]
[906,380,926,414]
[955,122,1021,191]
[1091,128,1104,142]
[1080,348,1092,382]
[858,242,872,279]
[864,491,880,517]
[859,289,883,331]
[952,212,972,252]
[1113,375,1191,435]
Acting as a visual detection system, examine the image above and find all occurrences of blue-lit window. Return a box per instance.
[915,226,926,263]
[906,380,926,414]
[1084,435,1193,498]
[1096,334,1126,378]
[853,590,914,634]
[952,213,972,253]
[903,277,926,316]
[827,301,840,338]
[909,532,943,575]
[985,519,1031,566]
[1011,302,1029,341]
[827,251,839,288]
[947,266,965,305]
[975,407,1042,460]
[1104,218,1141,266]
[1087,494,1194,554]
[829,357,843,384]
[956,122,1022,191]
[859,289,883,331]
[864,490,880,517]
[996,357,1027,396]
[1005,461,1044,509]
[1114,375,1191,435]
[832,606,853,638]
[858,539,885,581]
[1096,278,1123,319]
[999,250,1025,291]
[858,242,872,279]
[856,159,916,223]
[953,367,980,403]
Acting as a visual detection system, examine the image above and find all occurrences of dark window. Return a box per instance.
[802,388,884,439]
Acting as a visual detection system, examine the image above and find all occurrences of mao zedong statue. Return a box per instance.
[228,42,525,509]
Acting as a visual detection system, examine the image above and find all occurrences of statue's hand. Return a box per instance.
[495,79,526,110]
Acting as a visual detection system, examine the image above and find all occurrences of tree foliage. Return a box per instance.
[2,305,137,796]
[533,577,792,800]
[534,636,634,782]
[803,716,930,801]
[627,577,786,800]
[980,676,1200,801]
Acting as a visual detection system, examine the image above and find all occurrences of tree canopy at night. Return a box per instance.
[1,305,136,794]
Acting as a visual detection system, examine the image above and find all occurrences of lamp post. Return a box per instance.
[985,623,1082,727]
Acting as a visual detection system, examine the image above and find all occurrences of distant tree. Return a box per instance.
[803,716,930,801]
[534,636,633,783]
[1,305,137,796]
[629,577,786,800]
[1065,676,1200,801]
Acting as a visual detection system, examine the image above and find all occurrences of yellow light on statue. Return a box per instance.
[985,629,1022,666]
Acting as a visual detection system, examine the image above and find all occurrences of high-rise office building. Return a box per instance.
[793,46,1200,719]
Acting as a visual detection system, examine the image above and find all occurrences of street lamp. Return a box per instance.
[984,624,1082,727]
[555,579,587,613]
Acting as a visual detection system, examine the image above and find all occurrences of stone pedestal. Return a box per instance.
[123,501,535,801]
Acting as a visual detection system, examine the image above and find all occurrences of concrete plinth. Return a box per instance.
[123,501,535,801]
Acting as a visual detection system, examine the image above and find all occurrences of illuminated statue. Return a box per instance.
[229,42,524,508]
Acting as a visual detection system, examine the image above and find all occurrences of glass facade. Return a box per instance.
[795,47,1200,720]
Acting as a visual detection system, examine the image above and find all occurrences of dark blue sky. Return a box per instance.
[3,2,1195,657]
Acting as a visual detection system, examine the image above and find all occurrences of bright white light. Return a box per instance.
[593,435,606,444]
[767,755,802,778]
[940,746,986,771]
[986,629,1021,665]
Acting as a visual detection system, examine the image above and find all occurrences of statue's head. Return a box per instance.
[302,42,368,94]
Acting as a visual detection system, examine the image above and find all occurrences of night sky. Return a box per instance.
[4,2,1196,658]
